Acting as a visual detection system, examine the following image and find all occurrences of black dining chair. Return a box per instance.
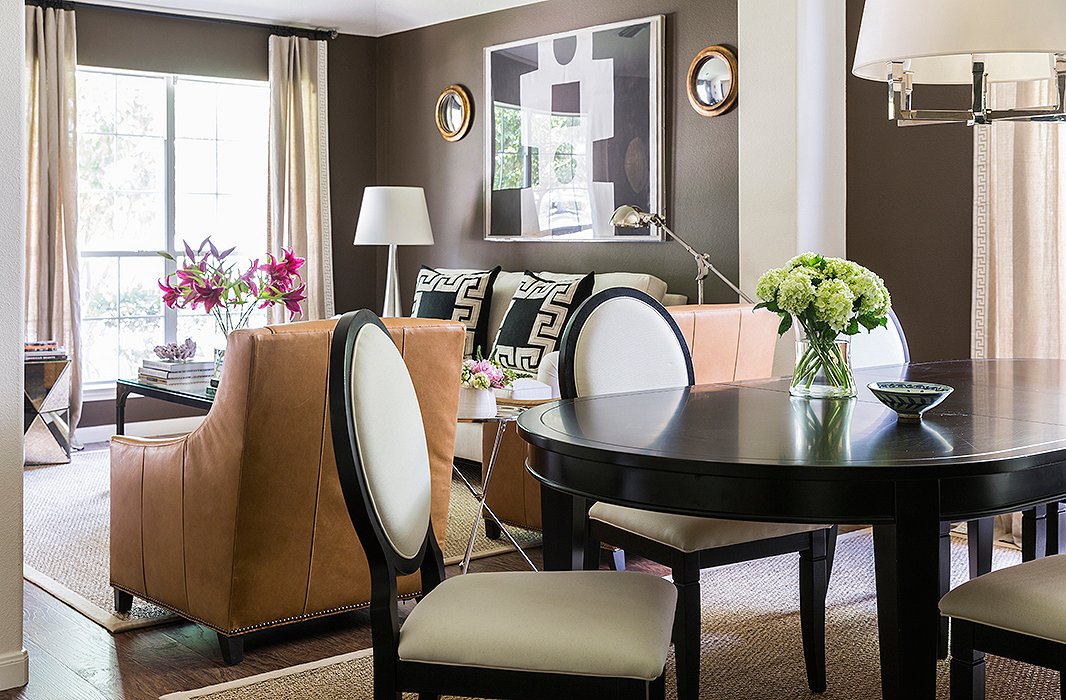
[941,553,1066,699]
[558,288,838,700]
[328,309,679,700]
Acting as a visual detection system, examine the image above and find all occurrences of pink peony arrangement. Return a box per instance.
[461,357,517,391]
[158,238,307,336]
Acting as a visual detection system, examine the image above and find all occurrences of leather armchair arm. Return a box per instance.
[110,433,193,609]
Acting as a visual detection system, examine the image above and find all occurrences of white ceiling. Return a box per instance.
[89,0,547,37]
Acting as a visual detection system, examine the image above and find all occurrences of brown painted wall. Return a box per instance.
[374,0,740,310]
[845,0,973,361]
[74,8,378,426]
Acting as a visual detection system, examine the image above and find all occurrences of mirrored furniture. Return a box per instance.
[25,359,72,465]
[328,309,677,700]
[686,45,738,117]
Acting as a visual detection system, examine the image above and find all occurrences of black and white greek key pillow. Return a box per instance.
[491,272,595,373]
[412,266,501,358]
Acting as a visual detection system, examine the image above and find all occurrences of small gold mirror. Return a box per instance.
[435,84,473,142]
[687,46,738,117]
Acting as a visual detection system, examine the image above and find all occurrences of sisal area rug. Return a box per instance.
[160,530,1060,700]
[24,450,539,634]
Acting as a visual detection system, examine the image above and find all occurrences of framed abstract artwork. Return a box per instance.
[484,16,665,242]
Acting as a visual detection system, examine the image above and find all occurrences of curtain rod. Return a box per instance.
[24,0,339,40]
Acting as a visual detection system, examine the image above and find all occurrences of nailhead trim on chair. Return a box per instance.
[111,582,421,636]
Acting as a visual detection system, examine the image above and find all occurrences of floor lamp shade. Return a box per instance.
[354,187,434,317]
[853,0,1066,85]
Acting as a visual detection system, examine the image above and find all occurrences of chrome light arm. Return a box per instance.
[646,213,753,305]
[887,57,1066,126]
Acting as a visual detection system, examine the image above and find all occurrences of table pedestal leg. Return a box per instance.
[540,484,589,572]
[873,482,941,700]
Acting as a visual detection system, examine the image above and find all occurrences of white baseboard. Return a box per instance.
[75,416,205,445]
[0,649,29,691]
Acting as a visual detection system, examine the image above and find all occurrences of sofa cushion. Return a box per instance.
[491,272,594,373]
[430,269,669,353]
[412,266,501,357]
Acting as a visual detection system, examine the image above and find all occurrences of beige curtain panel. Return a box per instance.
[268,35,335,322]
[25,5,82,430]
[972,81,1066,545]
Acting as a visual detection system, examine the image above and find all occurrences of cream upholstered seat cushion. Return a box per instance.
[590,503,827,554]
[939,554,1066,645]
[398,570,676,680]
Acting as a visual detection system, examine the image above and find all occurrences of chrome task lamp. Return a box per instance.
[853,0,1066,126]
[610,205,752,305]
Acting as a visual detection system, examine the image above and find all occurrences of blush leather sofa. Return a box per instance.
[109,317,465,663]
[479,304,780,533]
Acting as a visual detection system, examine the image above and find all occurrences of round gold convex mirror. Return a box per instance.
[687,46,738,117]
[435,84,473,142]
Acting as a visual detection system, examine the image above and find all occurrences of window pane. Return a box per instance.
[176,138,217,194]
[77,72,115,134]
[112,193,165,250]
[217,84,268,142]
[116,75,166,137]
[176,193,218,245]
[113,136,164,192]
[81,257,118,319]
[216,195,266,255]
[81,319,119,384]
[175,80,217,139]
[217,140,265,195]
[78,134,113,191]
[119,257,165,318]
[176,313,224,355]
[118,317,163,379]
[78,192,115,250]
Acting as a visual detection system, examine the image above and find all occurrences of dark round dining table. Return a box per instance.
[517,359,1066,700]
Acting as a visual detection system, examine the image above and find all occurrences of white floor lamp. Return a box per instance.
[354,187,435,317]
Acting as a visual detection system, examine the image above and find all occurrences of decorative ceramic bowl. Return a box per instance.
[867,381,954,421]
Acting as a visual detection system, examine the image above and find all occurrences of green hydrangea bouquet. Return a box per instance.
[755,253,892,398]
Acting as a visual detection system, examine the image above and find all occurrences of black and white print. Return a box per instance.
[492,272,595,373]
[412,266,501,358]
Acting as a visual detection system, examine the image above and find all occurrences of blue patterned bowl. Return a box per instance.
[867,381,954,421]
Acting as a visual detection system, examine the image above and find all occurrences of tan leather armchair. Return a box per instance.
[110,318,465,663]
[482,304,779,533]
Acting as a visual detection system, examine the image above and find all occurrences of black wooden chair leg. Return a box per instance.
[217,633,244,665]
[113,589,133,613]
[938,522,951,660]
[1047,502,1065,557]
[483,519,501,540]
[949,620,986,700]
[799,531,828,693]
[671,555,702,700]
[1022,505,1048,563]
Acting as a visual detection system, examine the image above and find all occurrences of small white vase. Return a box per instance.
[458,387,497,420]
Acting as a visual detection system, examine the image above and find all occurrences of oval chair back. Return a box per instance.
[559,288,694,400]
[850,309,911,370]
[328,309,440,579]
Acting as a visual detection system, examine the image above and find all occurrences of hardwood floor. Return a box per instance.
[1,545,665,699]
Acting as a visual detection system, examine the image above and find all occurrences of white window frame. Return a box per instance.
[76,66,268,397]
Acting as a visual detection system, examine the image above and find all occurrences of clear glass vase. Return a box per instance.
[790,332,856,399]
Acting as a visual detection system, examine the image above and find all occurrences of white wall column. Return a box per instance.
[0,0,29,691]
[738,0,847,373]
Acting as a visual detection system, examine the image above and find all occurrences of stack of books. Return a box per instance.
[25,341,68,362]
[138,359,215,388]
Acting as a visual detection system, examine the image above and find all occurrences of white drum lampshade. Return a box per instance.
[354,187,434,317]
[853,0,1066,85]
